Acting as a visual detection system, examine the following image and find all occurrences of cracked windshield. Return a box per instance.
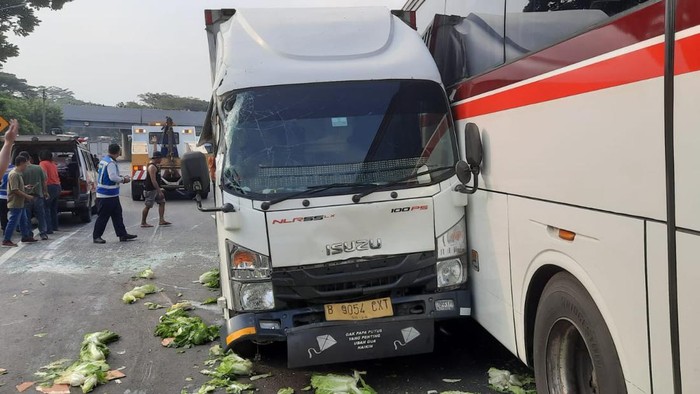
[222,80,456,198]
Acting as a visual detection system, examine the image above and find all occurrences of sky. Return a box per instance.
[4,0,406,106]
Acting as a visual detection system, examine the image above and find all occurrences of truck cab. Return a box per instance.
[187,6,482,367]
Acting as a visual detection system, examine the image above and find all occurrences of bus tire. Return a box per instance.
[533,272,626,394]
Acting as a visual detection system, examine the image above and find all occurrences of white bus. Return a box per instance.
[404,0,699,393]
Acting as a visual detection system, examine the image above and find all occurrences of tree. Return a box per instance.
[117,92,208,111]
[36,85,100,106]
[0,71,35,97]
[0,0,73,67]
[0,94,62,134]
[116,100,146,109]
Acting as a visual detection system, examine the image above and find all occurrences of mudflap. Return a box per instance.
[287,318,434,368]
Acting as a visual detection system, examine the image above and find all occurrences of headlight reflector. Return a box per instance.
[437,218,466,259]
[226,241,270,279]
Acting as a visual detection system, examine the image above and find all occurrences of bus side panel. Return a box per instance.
[677,232,700,392]
[646,221,674,394]
[672,44,700,230]
[466,190,516,355]
[508,197,650,394]
[674,10,700,391]
[459,75,666,222]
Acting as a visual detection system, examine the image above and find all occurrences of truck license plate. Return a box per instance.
[324,297,393,321]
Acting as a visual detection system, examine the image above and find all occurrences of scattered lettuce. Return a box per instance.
[310,371,376,394]
[36,330,119,393]
[195,348,255,393]
[133,267,154,279]
[487,368,536,394]
[199,269,220,288]
[122,284,161,304]
[154,308,219,348]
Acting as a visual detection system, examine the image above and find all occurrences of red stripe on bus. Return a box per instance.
[676,32,700,74]
[453,32,700,120]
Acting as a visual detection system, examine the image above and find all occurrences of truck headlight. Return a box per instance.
[226,241,271,280]
[436,258,465,288]
[437,217,466,259]
[234,281,275,311]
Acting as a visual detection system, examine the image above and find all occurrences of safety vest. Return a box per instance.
[0,164,15,200]
[96,156,120,198]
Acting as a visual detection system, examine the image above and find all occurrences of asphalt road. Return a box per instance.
[0,163,530,394]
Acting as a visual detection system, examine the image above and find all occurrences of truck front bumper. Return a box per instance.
[221,289,470,368]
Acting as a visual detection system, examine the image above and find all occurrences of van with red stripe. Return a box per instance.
[404,0,699,392]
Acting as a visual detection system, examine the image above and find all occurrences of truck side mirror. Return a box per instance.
[182,151,234,213]
[454,123,483,194]
[465,122,483,169]
[182,152,210,195]
[455,160,472,184]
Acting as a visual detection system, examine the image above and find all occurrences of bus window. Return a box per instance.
[430,0,505,86]
[505,0,652,62]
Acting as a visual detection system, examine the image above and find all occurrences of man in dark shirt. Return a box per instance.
[140,151,171,228]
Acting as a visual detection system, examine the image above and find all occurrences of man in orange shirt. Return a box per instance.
[39,150,60,233]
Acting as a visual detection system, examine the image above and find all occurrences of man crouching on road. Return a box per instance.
[93,144,137,244]
[140,151,171,228]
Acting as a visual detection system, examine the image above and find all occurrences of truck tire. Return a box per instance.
[201,192,209,200]
[231,340,257,359]
[131,181,143,201]
[533,272,626,394]
[78,207,92,223]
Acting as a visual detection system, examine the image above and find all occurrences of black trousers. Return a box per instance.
[92,197,127,239]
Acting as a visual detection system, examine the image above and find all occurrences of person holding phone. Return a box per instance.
[92,144,137,244]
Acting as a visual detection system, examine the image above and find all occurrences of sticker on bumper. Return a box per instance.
[287,319,433,368]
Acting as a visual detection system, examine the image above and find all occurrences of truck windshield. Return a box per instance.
[221,80,456,198]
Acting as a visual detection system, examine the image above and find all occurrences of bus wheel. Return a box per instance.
[533,272,626,394]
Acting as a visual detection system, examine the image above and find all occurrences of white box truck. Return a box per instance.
[182,6,483,368]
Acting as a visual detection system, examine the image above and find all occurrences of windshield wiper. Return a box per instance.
[260,182,375,211]
[351,166,454,203]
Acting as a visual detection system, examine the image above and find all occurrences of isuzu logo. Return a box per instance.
[325,239,382,256]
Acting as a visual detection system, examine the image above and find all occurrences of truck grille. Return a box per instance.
[272,252,436,305]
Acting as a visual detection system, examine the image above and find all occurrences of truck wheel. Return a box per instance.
[533,272,626,394]
[201,192,209,200]
[78,207,92,223]
[131,182,142,201]
[231,340,257,359]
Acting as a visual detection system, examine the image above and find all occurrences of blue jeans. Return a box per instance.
[45,185,60,232]
[4,208,31,241]
[26,196,48,236]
